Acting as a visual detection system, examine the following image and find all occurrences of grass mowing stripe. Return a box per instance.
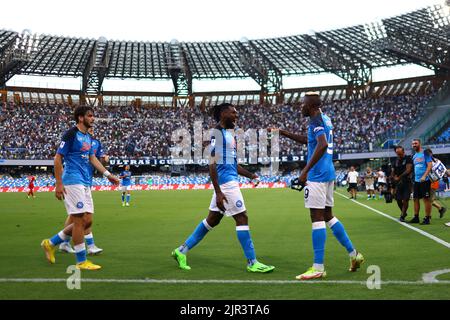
[1,278,450,285]
[335,191,450,249]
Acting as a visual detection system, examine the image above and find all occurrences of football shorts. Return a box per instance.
[348,183,358,190]
[395,181,412,201]
[304,181,334,209]
[63,184,94,215]
[209,181,246,216]
[120,185,131,192]
[413,181,431,199]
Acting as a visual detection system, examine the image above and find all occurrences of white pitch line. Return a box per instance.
[335,192,450,249]
[0,278,449,285]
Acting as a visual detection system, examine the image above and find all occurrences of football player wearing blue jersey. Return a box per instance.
[410,139,433,225]
[172,103,275,273]
[41,106,119,270]
[275,92,364,280]
[59,127,108,255]
[120,165,132,206]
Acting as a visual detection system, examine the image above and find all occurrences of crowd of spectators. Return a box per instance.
[0,94,432,160]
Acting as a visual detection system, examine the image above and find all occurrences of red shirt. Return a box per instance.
[431,181,439,190]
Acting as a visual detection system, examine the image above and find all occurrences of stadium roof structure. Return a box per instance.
[0,4,449,103]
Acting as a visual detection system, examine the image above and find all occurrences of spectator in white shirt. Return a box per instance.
[347,166,359,199]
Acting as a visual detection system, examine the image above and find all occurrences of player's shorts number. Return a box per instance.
[304,187,309,199]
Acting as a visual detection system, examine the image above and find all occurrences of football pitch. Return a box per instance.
[0,188,449,300]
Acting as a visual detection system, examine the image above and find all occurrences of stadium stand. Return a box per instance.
[0,93,432,159]
[438,127,450,143]
[1,5,448,100]
[429,125,450,144]
[0,4,449,191]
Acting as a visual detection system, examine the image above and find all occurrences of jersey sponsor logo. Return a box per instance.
[81,142,91,152]
[313,126,324,133]
[76,202,84,209]
[236,200,243,208]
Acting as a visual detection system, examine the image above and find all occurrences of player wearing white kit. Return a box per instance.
[347,166,359,199]
[377,168,387,199]
[364,167,376,200]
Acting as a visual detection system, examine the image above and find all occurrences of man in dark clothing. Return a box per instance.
[391,146,413,222]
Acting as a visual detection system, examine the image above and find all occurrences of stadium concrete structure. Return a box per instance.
[0,4,449,104]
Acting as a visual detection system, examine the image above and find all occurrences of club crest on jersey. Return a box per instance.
[76,202,84,209]
[236,200,243,208]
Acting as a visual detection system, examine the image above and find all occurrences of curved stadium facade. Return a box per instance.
[0,4,448,102]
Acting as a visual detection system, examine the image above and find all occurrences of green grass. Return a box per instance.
[0,188,449,300]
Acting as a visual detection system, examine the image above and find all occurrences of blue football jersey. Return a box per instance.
[307,113,336,182]
[121,170,132,186]
[210,126,239,186]
[88,138,104,184]
[413,151,432,182]
[56,127,94,186]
